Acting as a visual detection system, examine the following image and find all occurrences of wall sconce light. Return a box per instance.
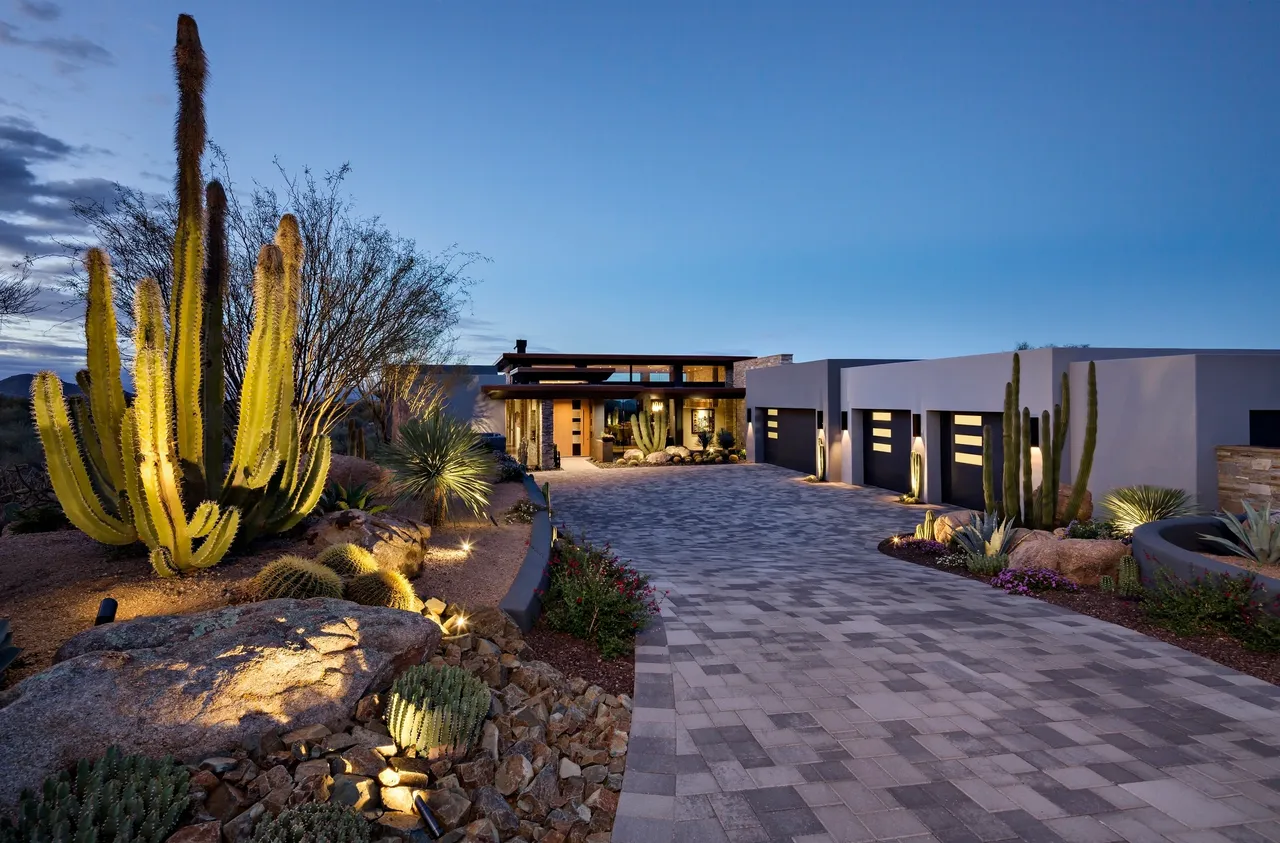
[912,413,922,438]
[747,407,752,417]
[650,399,664,414]
[840,411,848,431]
[816,411,824,431]
[1028,416,1040,448]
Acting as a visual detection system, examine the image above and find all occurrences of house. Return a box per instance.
[479,340,779,470]
[746,347,1280,511]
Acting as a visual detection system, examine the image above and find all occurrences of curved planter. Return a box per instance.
[1131,515,1280,603]
[499,473,554,631]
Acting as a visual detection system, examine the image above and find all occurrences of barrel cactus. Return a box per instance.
[316,543,379,579]
[252,803,369,843]
[252,556,344,601]
[385,664,491,760]
[0,746,190,843]
[346,570,419,611]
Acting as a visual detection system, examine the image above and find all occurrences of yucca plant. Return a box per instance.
[1200,501,1280,569]
[1101,485,1198,535]
[953,512,1021,558]
[385,664,491,760]
[381,411,493,526]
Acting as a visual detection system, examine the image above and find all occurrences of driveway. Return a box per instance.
[543,463,1280,843]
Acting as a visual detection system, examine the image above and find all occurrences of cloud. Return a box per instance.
[0,19,112,72]
[16,1,60,21]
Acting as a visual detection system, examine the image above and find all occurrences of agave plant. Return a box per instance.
[319,482,388,515]
[1200,501,1280,568]
[1101,485,1198,535]
[952,512,1021,558]
[381,412,493,526]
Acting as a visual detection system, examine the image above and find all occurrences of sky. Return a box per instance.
[0,0,1277,381]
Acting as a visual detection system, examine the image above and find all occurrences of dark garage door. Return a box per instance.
[762,408,816,475]
[862,410,911,493]
[941,411,1003,511]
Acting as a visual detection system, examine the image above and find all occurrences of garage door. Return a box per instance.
[762,408,816,475]
[862,410,911,493]
[941,411,1003,511]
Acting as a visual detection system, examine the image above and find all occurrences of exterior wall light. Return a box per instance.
[817,411,824,431]
[1028,416,1040,448]
[840,411,848,431]
[650,399,664,414]
[912,413,922,438]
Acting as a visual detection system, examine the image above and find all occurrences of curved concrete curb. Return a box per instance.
[499,473,554,631]
[1131,515,1280,601]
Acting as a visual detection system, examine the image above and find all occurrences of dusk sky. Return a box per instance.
[1,1,1277,380]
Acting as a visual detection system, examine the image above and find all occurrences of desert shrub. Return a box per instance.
[5,502,70,534]
[696,429,713,449]
[253,556,345,600]
[991,567,1079,595]
[347,569,419,611]
[966,553,1009,576]
[253,803,369,843]
[1144,570,1280,653]
[495,452,527,483]
[318,482,388,515]
[381,413,493,525]
[542,531,660,659]
[316,543,379,578]
[1200,500,1280,568]
[504,497,539,524]
[1101,485,1197,535]
[716,429,735,450]
[385,664,490,760]
[1062,519,1119,540]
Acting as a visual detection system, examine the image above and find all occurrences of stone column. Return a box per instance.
[540,399,556,469]
[731,354,794,451]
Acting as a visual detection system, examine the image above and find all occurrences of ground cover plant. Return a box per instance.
[1143,570,1280,653]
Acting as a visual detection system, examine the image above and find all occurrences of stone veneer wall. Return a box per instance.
[730,354,794,450]
[1216,445,1280,514]
[539,399,556,470]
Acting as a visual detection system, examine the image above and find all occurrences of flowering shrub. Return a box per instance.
[936,553,970,568]
[503,497,539,524]
[991,567,1080,595]
[1144,570,1280,653]
[540,530,661,659]
[897,538,947,555]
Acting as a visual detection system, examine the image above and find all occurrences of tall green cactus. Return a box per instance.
[202,180,228,491]
[1039,409,1054,529]
[1021,407,1033,526]
[982,424,996,515]
[1063,361,1097,523]
[629,408,666,455]
[1001,381,1014,520]
[909,450,923,500]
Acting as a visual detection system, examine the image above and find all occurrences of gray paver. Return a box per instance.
[543,464,1280,843]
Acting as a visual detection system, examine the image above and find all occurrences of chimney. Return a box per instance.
[515,339,528,354]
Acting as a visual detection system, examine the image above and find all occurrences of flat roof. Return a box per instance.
[482,384,746,400]
[494,352,755,370]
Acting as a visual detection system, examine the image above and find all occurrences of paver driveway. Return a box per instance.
[541,463,1280,843]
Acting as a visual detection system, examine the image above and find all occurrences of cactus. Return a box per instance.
[1020,407,1033,529]
[316,543,379,578]
[1039,409,1053,529]
[1063,362,1097,524]
[202,181,228,492]
[981,424,997,516]
[347,570,420,611]
[0,746,190,843]
[385,664,491,760]
[1117,554,1142,599]
[629,409,667,455]
[914,510,936,541]
[1001,353,1021,522]
[252,556,344,601]
[1099,574,1115,594]
[909,451,923,501]
[252,803,369,843]
[346,418,367,459]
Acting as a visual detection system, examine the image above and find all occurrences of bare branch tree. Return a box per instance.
[0,263,41,336]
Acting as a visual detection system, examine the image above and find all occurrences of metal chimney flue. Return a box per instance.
[515,339,528,354]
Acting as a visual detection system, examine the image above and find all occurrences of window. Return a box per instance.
[1252,410,1280,448]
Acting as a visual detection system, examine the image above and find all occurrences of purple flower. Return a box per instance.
[990,567,1079,595]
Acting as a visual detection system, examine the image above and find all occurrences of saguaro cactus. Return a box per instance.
[982,424,996,515]
[1021,407,1033,526]
[1062,361,1097,523]
[629,408,667,455]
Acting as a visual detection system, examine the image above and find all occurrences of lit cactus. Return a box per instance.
[908,451,923,500]
[252,803,369,843]
[981,424,997,516]
[316,543,379,578]
[252,556,344,601]
[629,408,666,455]
[347,570,420,611]
[385,664,491,760]
[1117,555,1142,599]
[914,510,936,541]
[1062,362,1097,524]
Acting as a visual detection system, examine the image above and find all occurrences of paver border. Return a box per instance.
[498,473,553,631]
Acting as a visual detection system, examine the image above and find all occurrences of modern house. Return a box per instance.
[747,347,1280,511]
[480,340,779,470]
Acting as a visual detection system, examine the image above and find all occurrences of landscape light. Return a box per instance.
[461,540,472,554]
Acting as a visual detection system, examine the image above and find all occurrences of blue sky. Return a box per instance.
[1,0,1277,380]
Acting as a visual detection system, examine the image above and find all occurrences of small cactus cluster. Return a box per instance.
[1099,574,1116,594]
[0,746,190,843]
[316,543,379,578]
[252,556,343,601]
[385,664,491,760]
[347,570,420,612]
[914,510,936,541]
[1117,555,1143,599]
[252,803,368,843]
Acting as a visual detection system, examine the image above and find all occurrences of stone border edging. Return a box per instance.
[1131,514,1280,604]
[499,473,554,631]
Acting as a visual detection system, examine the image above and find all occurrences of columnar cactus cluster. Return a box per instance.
[385,664,491,761]
[629,408,666,455]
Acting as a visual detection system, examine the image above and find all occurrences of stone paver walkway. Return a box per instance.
[540,464,1280,843]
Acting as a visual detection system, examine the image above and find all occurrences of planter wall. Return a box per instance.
[1131,516,1280,604]
[1217,445,1279,515]
[499,472,554,631]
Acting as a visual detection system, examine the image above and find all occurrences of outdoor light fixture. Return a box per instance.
[95,598,118,626]
[817,411,824,431]
[461,540,473,554]
[841,411,848,431]
[1029,416,1040,448]
[650,399,664,414]
[912,414,922,438]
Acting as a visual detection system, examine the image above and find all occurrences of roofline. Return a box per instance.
[492,352,755,370]
[482,384,746,400]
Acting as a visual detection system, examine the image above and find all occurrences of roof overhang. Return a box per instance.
[493,352,754,371]
[481,384,746,400]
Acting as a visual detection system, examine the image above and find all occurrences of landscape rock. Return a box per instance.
[330,774,380,810]
[621,449,643,461]
[304,509,433,577]
[326,454,393,496]
[1009,535,1127,586]
[471,786,521,837]
[427,787,473,829]
[375,811,424,837]
[663,445,691,458]
[380,785,417,813]
[167,821,222,843]
[644,451,672,465]
[933,511,973,545]
[0,599,438,812]
[1041,482,1093,523]
[495,754,533,796]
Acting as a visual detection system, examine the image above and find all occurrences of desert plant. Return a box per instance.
[952,513,1021,558]
[319,482,388,515]
[252,556,345,601]
[495,452,527,483]
[1063,519,1119,540]
[1200,500,1280,568]
[504,497,539,524]
[0,746,190,843]
[347,569,419,611]
[0,619,19,685]
[717,428,736,451]
[990,567,1079,595]
[381,412,493,526]
[345,418,367,459]
[914,510,936,541]
[1102,486,1197,535]
[1117,555,1142,599]
[5,503,69,534]
[30,16,328,576]
[1144,569,1280,653]
[316,543,379,578]
[696,429,713,449]
[966,553,1009,576]
[1099,574,1115,594]
[629,409,667,455]
[253,803,369,843]
[385,664,490,760]
[900,451,923,503]
[982,425,997,516]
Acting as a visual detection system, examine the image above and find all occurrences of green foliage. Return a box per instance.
[381,412,493,526]
[910,450,923,500]
[6,503,70,534]
[696,429,713,449]
[504,497,539,524]
[318,482,388,515]
[717,428,736,451]
[1101,485,1197,535]
[252,803,369,843]
[1062,361,1097,524]
[914,510,936,541]
[1002,356,1019,521]
[346,570,419,611]
[385,664,490,760]
[316,543,379,579]
[1144,570,1280,653]
[1099,574,1115,594]
[1117,555,1143,599]
[0,746,190,843]
[253,556,345,601]
[495,452,527,483]
[1064,519,1119,540]
[966,553,1009,576]
[543,531,661,659]
[1200,500,1280,568]
[345,418,367,460]
[629,409,667,455]
[981,425,996,516]
[952,512,1020,558]
[0,395,42,467]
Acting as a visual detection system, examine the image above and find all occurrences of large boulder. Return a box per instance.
[326,454,392,494]
[663,445,691,459]
[644,451,672,465]
[622,449,643,461]
[305,510,432,577]
[934,511,973,545]
[1008,535,1126,586]
[1036,483,1094,524]
[0,599,438,811]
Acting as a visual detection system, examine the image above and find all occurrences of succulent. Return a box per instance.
[966,553,1009,576]
[909,451,923,501]
[0,746,190,843]
[629,409,667,455]
[729,454,740,463]
[914,510,936,541]
[716,428,736,451]
[385,664,491,760]
[1200,500,1280,568]
[380,414,493,526]
[1102,486,1198,535]
[316,543,379,578]
[1099,574,1115,594]
[953,512,1020,558]
[1117,555,1143,599]
[346,570,419,611]
[319,482,388,515]
[252,803,369,843]
[253,556,344,601]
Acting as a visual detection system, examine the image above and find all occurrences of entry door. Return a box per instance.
[941,412,1003,511]
[862,410,911,493]
[762,408,817,475]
